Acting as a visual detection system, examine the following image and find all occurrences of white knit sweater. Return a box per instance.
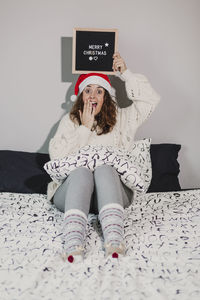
[47,69,160,200]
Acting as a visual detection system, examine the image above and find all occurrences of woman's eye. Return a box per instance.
[97,90,103,94]
[85,89,90,94]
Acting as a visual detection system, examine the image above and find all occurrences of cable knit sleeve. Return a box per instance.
[49,114,92,160]
[120,69,160,127]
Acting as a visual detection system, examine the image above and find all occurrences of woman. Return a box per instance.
[48,52,160,263]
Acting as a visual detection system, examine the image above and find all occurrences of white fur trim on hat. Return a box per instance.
[79,76,112,95]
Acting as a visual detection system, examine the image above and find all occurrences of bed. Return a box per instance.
[0,144,200,300]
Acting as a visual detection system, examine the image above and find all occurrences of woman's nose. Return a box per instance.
[90,90,96,98]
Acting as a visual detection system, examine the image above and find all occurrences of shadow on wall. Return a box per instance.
[38,37,131,153]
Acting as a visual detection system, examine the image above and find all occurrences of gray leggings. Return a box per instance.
[53,165,133,216]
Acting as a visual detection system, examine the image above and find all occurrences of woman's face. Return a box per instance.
[82,84,105,115]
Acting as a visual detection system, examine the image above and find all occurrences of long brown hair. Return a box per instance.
[70,90,117,135]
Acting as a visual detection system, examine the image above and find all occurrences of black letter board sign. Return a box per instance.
[72,28,118,74]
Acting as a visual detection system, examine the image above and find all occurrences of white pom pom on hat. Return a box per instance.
[70,73,113,102]
[70,94,77,102]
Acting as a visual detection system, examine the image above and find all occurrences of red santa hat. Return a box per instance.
[70,73,113,102]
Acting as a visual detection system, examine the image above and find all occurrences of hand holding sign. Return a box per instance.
[112,52,127,74]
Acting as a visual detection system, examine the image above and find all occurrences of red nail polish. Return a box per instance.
[68,255,74,263]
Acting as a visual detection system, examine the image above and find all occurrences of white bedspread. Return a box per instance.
[0,190,200,300]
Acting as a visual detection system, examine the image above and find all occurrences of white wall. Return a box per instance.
[0,0,199,189]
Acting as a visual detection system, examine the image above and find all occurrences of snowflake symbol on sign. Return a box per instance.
[105,43,109,47]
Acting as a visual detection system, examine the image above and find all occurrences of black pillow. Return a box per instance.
[147,143,181,192]
[0,144,181,194]
[0,150,51,194]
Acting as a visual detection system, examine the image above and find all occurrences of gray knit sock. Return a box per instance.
[99,203,125,254]
[62,209,87,257]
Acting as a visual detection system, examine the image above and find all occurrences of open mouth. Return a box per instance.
[91,102,97,108]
